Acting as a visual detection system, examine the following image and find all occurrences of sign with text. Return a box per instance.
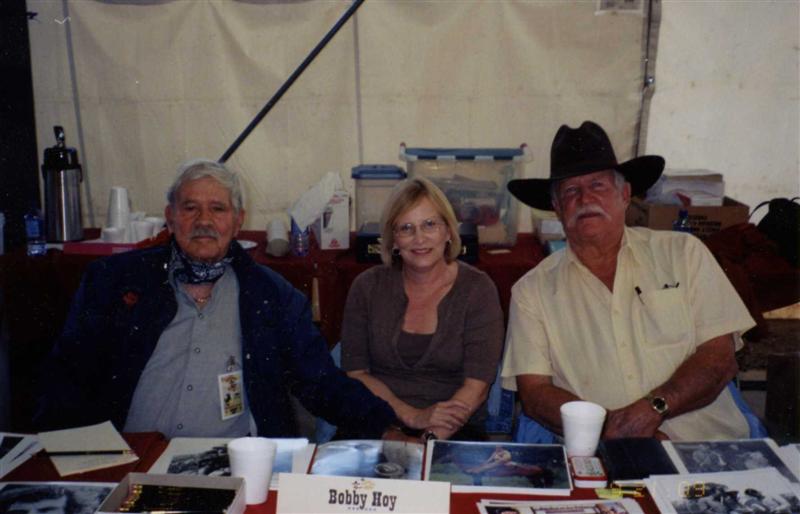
[276,473,450,514]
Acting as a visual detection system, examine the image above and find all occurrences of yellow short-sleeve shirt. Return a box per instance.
[501,226,755,440]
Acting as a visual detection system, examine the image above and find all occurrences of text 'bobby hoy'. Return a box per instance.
[329,488,398,511]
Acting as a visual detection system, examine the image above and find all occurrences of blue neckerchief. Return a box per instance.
[168,238,234,284]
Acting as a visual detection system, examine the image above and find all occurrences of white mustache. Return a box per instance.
[190,226,220,239]
[567,204,610,227]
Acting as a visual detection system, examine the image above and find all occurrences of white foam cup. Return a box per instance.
[131,220,155,242]
[266,219,289,257]
[560,401,607,457]
[106,187,131,229]
[227,437,277,505]
[101,226,126,243]
[144,216,165,236]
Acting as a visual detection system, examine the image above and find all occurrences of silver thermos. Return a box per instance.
[42,126,83,242]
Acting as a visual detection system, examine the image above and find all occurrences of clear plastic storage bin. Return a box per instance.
[400,145,529,246]
[351,164,407,231]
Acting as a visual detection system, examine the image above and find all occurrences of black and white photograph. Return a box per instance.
[167,444,230,476]
[310,439,423,480]
[646,468,800,514]
[664,438,799,483]
[779,444,800,481]
[148,437,312,488]
[0,482,114,514]
[425,440,571,495]
[672,483,799,514]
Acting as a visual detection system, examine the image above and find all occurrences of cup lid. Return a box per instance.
[43,126,81,170]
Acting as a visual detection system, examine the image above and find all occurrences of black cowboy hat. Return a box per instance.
[508,121,665,211]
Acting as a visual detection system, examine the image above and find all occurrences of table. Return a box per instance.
[0,231,545,432]
[2,433,661,514]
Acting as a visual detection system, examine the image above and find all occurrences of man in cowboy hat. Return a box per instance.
[500,121,755,440]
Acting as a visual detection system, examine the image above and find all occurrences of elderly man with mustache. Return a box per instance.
[500,122,755,441]
[35,159,399,440]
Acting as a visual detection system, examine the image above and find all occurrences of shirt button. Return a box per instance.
[194,347,201,354]
[626,374,634,380]
[177,423,184,430]
[198,313,204,319]
[187,384,194,391]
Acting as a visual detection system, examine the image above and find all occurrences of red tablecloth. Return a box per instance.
[2,432,661,514]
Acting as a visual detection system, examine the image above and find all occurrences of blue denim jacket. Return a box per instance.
[34,242,396,437]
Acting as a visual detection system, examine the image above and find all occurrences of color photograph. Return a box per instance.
[310,440,423,480]
[426,441,571,495]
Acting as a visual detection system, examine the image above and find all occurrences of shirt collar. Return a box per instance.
[562,226,644,273]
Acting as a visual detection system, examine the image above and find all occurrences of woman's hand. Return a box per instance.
[403,399,470,431]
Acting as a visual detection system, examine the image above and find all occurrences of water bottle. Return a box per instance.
[672,209,692,233]
[24,209,47,256]
[290,218,310,257]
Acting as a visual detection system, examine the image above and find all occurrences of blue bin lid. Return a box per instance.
[402,147,524,161]
[351,164,407,179]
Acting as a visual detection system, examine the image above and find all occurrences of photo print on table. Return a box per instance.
[664,439,799,483]
[0,482,114,514]
[425,440,571,495]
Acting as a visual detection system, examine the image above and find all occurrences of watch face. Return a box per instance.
[652,396,668,413]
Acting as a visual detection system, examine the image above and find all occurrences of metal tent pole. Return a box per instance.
[219,0,366,163]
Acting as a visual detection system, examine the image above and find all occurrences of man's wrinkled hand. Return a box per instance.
[602,399,662,439]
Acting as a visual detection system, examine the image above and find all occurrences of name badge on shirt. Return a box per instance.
[218,370,245,420]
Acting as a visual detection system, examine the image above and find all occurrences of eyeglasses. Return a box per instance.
[393,218,445,238]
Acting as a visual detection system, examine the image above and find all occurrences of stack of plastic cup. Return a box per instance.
[227,437,277,505]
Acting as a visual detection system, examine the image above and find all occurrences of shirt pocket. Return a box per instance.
[634,288,693,349]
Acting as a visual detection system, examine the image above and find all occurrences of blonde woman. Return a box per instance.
[341,178,504,441]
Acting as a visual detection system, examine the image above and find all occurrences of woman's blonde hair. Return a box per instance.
[379,177,462,266]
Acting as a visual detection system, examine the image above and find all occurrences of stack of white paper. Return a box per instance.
[38,421,138,476]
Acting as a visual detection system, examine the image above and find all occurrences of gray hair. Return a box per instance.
[550,169,626,209]
[166,159,244,213]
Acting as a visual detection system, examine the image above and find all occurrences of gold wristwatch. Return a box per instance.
[646,393,669,416]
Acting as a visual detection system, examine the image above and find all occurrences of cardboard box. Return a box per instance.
[98,472,245,514]
[626,196,749,239]
[311,190,349,250]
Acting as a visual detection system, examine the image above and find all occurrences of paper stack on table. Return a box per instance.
[645,468,800,514]
[38,420,138,476]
